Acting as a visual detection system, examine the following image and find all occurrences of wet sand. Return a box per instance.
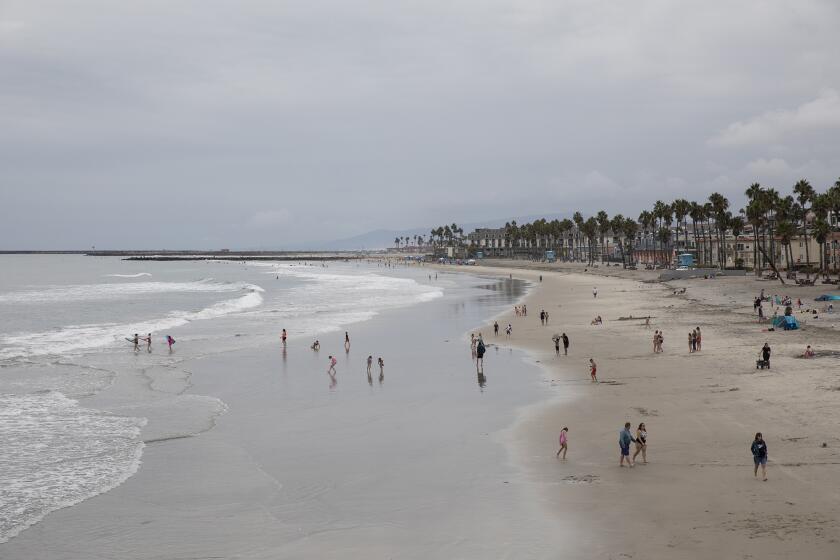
[1,272,574,559]
[473,262,840,559]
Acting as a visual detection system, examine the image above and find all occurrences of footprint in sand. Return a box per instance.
[562,474,599,484]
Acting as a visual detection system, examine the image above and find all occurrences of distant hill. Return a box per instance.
[320,212,569,251]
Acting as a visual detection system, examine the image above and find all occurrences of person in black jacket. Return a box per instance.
[751,432,768,481]
[761,343,771,367]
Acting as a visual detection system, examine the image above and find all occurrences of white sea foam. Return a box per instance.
[0,285,264,359]
[0,392,146,543]
[0,279,248,305]
[105,273,152,278]
[248,263,443,337]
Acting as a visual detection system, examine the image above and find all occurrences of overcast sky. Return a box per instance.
[2,1,839,249]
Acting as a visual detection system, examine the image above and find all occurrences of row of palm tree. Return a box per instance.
[487,178,840,279]
[743,179,840,280]
[393,234,427,250]
[393,224,467,251]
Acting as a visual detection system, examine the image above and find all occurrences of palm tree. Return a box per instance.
[636,211,652,265]
[814,218,831,275]
[672,199,691,258]
[744,200,765,274]
[394,236,400,249]
[622,218,639,267]
[812,193,831,274]
[827,179,840,279]
[702,203,714,267]
[708,193,729,269]
[609,214,625,266]
[761,188,781,271]
[656,226,672,263]
[661,203,674,266]
[582,217,599,265]
[652,201,667,265]
[689,202,703,267]
[572,212,584,261]
[729,215,745,268]
[596,210,610,263]
[504,220,518,257]
[776,219,796,272]
[793,179,816,279]
[744,183,763,274]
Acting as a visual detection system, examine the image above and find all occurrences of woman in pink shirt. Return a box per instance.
[556,427,569,460]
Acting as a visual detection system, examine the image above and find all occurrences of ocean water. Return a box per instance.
[0,255,447,544]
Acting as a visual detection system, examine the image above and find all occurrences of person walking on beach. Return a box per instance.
[166,335,175,353]
[552,334,561,356]
[327,355,337,374]
[132,333,140,353]
[632,423,648,464]
[688,331,695,353]
[144,333,152,353]
[751,432,768,481]
[494,321,499,336]
[695,327,701,351]
[562,333,569,355]
[589,358,598,382]
[344,332,350,352]
[378,357,384,384]
[544,311,549,325]
[619,422,636,467]
[367,355,373,375]
[761,343,771,368]
[540,310,545,326]
[281,329,287,347]
[556,427,569,460]
[593,286,598,299]
[476,338,485,372]
[506,324,512,338]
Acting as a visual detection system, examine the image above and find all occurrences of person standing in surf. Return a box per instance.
[166,335,175,353]
[367,355,373,375]
[476,337,485,372]
[281,329,287,347]
[132,333,139,353]
[144,333,152,353]
[562,333,569,356]
[344,332,351,352]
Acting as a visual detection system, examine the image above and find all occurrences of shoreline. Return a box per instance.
[443,260,840,558]
[1,261,566,559]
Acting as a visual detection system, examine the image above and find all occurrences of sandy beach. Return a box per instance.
[469,261,840,559]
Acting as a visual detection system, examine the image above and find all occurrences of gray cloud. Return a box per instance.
[2,0,840,249]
